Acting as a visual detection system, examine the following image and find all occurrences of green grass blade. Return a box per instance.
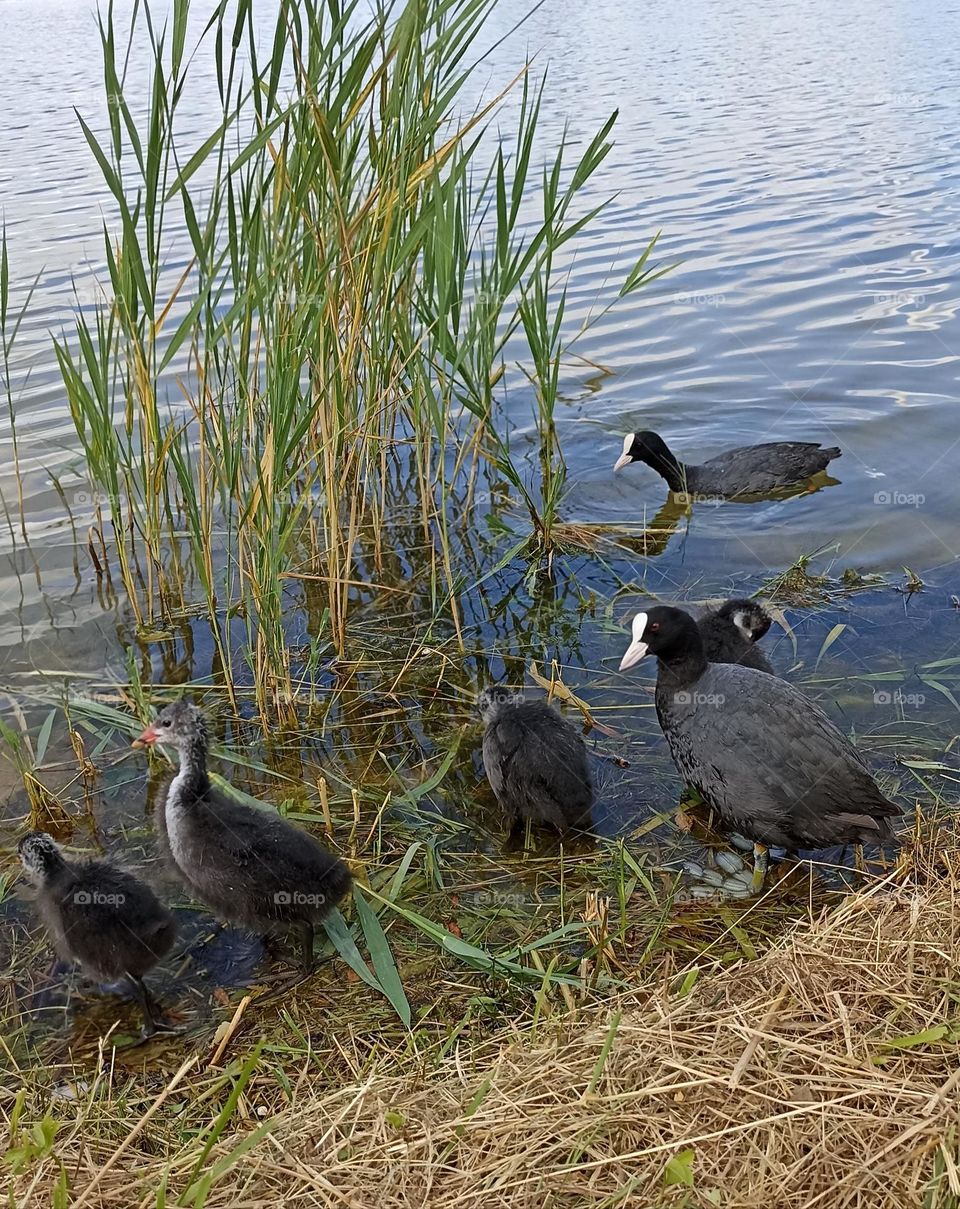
[353,885,411,1027]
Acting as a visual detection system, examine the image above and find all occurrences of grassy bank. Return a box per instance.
[4,824,958,1208]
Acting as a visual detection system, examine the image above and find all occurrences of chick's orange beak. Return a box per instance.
[132,725,158,749]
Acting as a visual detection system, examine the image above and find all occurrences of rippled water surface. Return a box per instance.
[2,0,960,1043]
[4,0,960,575]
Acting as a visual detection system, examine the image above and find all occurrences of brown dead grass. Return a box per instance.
[8,833,960,1208]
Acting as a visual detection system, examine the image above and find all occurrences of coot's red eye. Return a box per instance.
[649,622,660,633]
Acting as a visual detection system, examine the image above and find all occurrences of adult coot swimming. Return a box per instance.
[18,831,176,1036]
[478,687,594,833]
[697,598,775,674]
[617,607,899,890]
[134,702,352,971]
[613,430,841,497]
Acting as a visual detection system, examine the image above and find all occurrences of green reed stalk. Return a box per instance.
[48,0,667,720]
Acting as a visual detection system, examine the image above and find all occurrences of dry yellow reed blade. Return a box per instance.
[528,660,619,737]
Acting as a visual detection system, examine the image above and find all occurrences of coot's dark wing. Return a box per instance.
[659,664,899,848]
[693,442,841,495]
[483,705,593,828]
[698,613,751,662]
[481,717,514,803]
[58,863,169,924]
[184,795,351,921]
[738,644,775,674]
[56,862,175,976]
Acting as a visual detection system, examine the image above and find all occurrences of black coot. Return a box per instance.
[617,606,900,889]
[697,598,775,675]
[134,702,352,971]
[478,687,594,833]
[18,831,176,1035]
[613,430,841,497]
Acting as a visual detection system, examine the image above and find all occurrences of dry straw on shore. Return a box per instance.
[8,827,960,1208]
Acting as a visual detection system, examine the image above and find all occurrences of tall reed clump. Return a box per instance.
[53,0,667,722]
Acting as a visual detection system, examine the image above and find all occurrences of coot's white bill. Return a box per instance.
[613,433,633,472]
[619,612,649,670]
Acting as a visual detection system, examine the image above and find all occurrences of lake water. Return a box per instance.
[2,0,959,1041]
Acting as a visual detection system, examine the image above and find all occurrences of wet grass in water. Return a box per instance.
[2,569,949,1061]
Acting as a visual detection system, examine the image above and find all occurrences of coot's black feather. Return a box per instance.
[479,689,593,831]
[615,430,841,497]
[137,703,351,966]
[18,833,175,981]
[697,598,775,675]
[618,607,899,852]
[157,789,353,930]
[18,831,176,1034]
